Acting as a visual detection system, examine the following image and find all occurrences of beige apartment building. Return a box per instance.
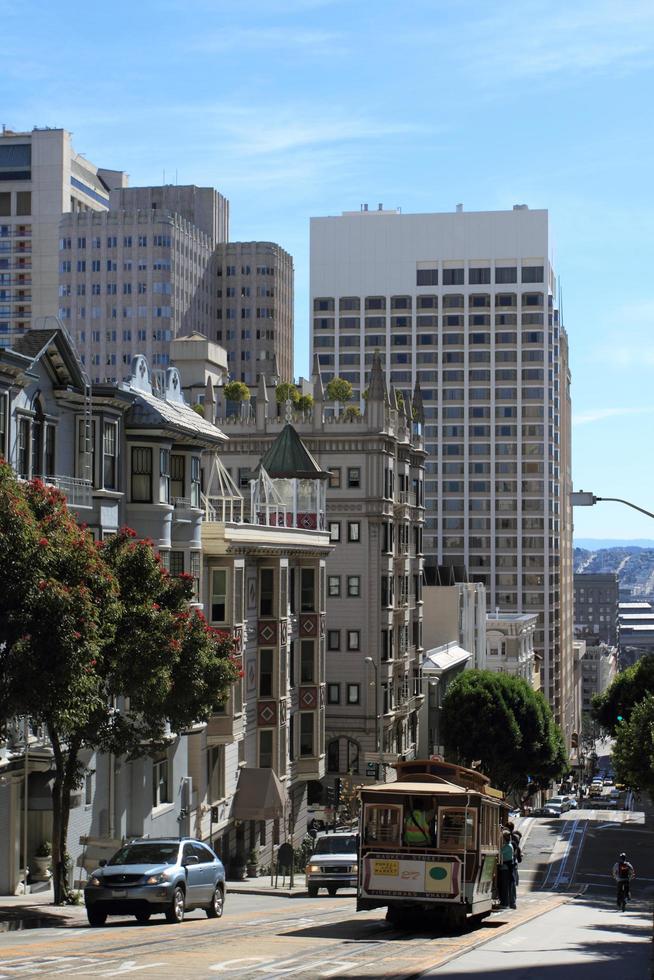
[310,205,575,745]
[0,126,127,347]
[215,241,294,386]
[58,206,215,382]
[215,353,425,786]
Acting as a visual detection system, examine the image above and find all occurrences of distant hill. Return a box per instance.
[574,544,654,594]
[575,539,654,550]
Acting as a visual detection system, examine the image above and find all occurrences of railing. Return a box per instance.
[48,475,93,509]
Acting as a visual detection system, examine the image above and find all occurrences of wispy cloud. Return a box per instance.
[573,406,654,426]
[450,0,654,82]
[187,26,343,57]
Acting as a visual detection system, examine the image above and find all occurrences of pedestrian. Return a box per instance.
[507,821,522,908]
[498,830,514,908]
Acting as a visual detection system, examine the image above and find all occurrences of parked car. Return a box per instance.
[305,831,359,897]
[84,837,225,926]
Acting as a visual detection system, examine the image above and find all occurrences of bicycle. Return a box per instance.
[617,879,630,911]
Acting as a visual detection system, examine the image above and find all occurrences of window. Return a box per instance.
[159,448,170,503]
[347,683,360,704]
[260,568,274,616]
[44,425,55,478]
[522,265,544,283]
[0,393,7,457]
[300,568,315,612]
[347,467,360,488]
[347,522,360,542]
[191,456,201,507]
[327,683,340,704]
[16,191,31,216]
[131,447,152,502]
[416,268,438,285]
[495,266,517,284]
[259,730,274,768]
[443,268,464,285]
[259,648,274,697]
[328,575,341,597]
[347,575,360,597]
[171,454,185,500]
[211,569,227,623]
[469,267,490,284]
[328,467,341,489]
[300,713,314,756]
[152,755,170,808]
[347,631,360,651]
[102,422,117,489]
[169,551,184,576]
[207,746,224,803]
[300,640,315,683]
[327,630,341,651]
[329,521,341,542]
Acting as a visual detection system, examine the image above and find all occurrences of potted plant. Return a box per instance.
[33,840,52,881]
[246,847,259,878]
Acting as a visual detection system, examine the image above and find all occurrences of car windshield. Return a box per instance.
[108,843,179,866]
[313,835,358,855]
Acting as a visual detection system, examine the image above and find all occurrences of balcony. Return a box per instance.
[47,475,93,509]
[206,710,243,745]
[293,753,325,781]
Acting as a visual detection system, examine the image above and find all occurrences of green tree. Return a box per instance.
[591,654,654,735]
[440,670,566,796]
[275,381,300,405]
[325,377,353,403]
[223,380,251,403]
[343,405,361,419]
[0,464,239,903]
[297,393,314,413]
[612,695,654,802]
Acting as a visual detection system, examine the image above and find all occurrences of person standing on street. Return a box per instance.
[498,831,514,908]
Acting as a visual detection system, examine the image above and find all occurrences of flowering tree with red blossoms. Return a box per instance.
[0,461,239,903]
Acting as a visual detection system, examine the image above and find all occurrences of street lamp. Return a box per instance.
[572,491,654,520]
[364,657,381,758]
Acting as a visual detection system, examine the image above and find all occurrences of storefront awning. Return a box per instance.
[230,767,285,820]
[422,643,472,675]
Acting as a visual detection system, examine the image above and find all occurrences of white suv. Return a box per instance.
[305,831,359,897]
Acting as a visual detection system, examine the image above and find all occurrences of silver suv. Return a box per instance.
[84,837,225,926]
[305,831,359,897]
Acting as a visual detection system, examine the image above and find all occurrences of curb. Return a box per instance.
[227,885,308,899]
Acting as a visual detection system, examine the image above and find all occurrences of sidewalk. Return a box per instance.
[226,874,311,898]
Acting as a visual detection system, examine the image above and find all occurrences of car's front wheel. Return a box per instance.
[327,886,338,896]
[87,908,107,927]
[165,885,185,924]
[206,885,224,919]
[307,884,319,897]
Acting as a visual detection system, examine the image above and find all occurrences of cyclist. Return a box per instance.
[612,852,635,910]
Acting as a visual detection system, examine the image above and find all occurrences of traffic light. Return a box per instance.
[334,778,342,808]
[617,714,624,723]
[326,785,335,807]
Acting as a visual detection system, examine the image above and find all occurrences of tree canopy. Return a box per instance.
[223,380,251,402]
[275,381,300,405]
[591,654,654,735]
[612,695,654,801]
[440,670,567,795]
[325,377,353,403]
[0,461,239,902]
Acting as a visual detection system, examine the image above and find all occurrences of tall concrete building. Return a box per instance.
[59,206,215,382]
[110,184,228,247]
[310,205,574,738]
[215,241,293,385]
[0,127,126,347]
[574,571,619,645]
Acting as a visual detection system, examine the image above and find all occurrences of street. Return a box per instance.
[0,794,651,979]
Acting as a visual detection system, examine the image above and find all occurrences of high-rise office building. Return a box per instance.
[310,205,574,736]
[59,205,215,381]
[214,241,293,385]
[110,184,228,247]
[574,572,619,645]
[0,127,127,347]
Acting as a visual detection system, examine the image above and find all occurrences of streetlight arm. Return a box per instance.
[594,497,654,520]
[571,491,654,520]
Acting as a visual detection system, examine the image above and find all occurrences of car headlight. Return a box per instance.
[306,865,321,874]
[350,864,358,874]
[145,872,171,885]
[87,876,102,887]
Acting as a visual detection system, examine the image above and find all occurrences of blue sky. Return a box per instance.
[3,0,654,540]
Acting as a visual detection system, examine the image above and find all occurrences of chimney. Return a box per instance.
[456,203,463,213]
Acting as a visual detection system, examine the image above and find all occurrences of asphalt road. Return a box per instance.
[0,788,650,979]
